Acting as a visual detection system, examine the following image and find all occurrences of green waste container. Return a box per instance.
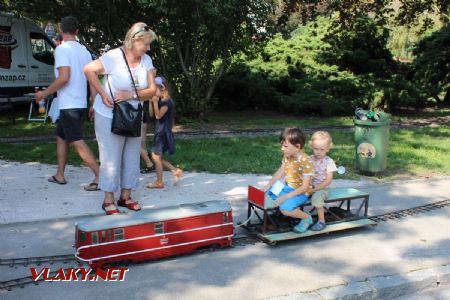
[354,111,390,174]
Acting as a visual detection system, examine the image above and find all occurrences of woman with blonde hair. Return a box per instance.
[84,22,157,215]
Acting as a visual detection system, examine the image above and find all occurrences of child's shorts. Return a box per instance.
[268,185,309,212]
[310,189,328,207]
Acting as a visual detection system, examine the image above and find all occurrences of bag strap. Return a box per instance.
[106,75,114,100]
[120,47,141,102]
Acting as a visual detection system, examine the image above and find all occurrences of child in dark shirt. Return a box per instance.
[145,76,182,189]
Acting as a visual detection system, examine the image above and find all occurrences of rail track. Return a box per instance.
[1,121,445,144]
[0,254,77,268]
[2,198,450,291]
[368,198,450,222]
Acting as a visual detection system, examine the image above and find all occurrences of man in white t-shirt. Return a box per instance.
[35,16,99,191]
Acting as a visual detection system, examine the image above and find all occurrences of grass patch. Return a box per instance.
[1,109,353,138]
[1,126,449,180]
[193,110,354,130]
[2,107,449,138]
[0,115,95,138]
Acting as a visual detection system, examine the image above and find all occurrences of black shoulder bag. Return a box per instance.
[109,48,142,137]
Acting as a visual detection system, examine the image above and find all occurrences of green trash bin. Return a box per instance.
[354,111,390,174]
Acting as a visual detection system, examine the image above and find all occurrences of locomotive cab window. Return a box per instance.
[154,223,164,234]
[91,232,99,244]
[223,212,229,223]
[114,228,124,240]
[78,231,86,243]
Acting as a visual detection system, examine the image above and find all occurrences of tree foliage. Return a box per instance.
[2,0,448,117]
[146,0,274,119]
[276,0,449,30]
[1,0,275,119]
[1,1,145,55]
[215,16,426,115]
[413,24,450,103]
[395,0,450,30]
[273,0,392,33]
[321,14,394,76]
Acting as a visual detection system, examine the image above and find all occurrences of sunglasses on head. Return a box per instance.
[133,25,150,38]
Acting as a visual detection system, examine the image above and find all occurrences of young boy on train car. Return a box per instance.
[263,127,315,233]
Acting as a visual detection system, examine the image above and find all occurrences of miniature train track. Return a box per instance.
[2,198,450,291]
[1,121,438,144]
[0,254,81,290]
[0,268,77,291]
[369,198,450,223]
[0,254,77,267]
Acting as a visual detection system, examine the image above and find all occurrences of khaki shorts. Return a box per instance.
[310,189,328,207]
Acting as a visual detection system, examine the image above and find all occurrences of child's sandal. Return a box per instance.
[145,181,165,189]
[310,221,326,231]
[172,168,183,186]
[293,215,313,233]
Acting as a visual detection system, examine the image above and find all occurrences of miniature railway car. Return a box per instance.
[244,186,376,245]
[75,200,234,267]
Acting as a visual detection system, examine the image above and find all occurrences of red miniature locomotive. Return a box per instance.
[75,200,234,267]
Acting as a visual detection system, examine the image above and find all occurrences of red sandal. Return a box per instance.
[118,198,141,211]
[102,202,120,215]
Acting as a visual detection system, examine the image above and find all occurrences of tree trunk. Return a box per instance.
[206,62,225,101]
[444,87,450,104]
[175,44,193,89]
[433,94,441,104]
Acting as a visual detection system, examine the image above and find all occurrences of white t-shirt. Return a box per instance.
[93,48,154,119]
[310,155,337,187]
[54,41,92,109]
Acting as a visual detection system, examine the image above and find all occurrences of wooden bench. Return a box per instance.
[244,186,376,244]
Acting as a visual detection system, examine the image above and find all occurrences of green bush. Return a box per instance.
[214,62,279,110]
[323,15,395,77]
[214,16,427,115]
[176,92,214,121]
[413,24,450,104]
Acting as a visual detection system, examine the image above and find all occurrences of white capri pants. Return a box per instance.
[95,112,141,192]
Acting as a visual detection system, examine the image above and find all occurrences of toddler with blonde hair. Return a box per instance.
[309,131,337,231]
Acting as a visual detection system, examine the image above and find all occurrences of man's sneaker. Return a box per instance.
[293,215,313,233]
[310,221,326,231]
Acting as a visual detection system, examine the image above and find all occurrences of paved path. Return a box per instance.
[1,160,450,299]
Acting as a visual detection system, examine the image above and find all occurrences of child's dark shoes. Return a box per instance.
[310,221,326,231]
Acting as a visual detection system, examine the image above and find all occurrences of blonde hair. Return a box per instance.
[309,131,333,148]
[123,22,157,49]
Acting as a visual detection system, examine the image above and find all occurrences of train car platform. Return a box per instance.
[1,159,450,299]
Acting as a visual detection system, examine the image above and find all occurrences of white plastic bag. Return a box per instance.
[48,97,60,123]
